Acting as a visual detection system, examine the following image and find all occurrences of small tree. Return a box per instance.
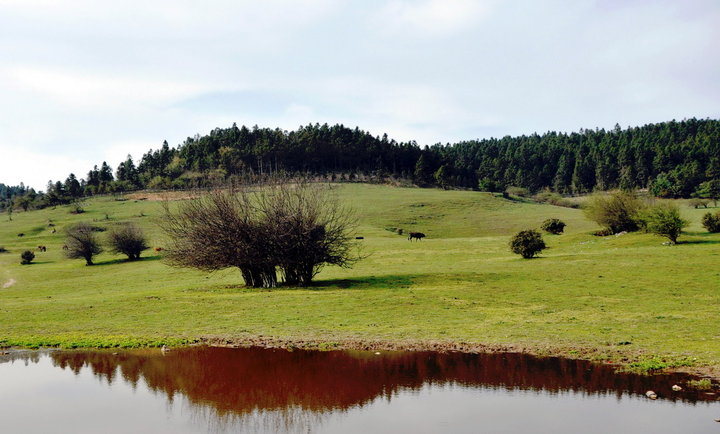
[584,191,645,234]
[20,250,35,265]
[509,229,546,258]
[65,222,103,265]
[434,165,452,190]
[107,223,149,260]
[639,203,688,244]
[702,211,720,233]
[694,179,720,207]
[540,218,566,234]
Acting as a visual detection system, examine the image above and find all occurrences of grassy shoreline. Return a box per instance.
[1,184,719,378]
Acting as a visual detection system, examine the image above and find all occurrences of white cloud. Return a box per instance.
[0,144,93,190]
[378,0,495,36]
[4,67,217,109]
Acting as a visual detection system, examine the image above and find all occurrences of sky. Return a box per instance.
[1,0,718,191]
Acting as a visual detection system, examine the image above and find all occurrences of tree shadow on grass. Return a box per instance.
[199,271,513,293]
[315,274,421,291]
[679,239,720,245]
[93,255,163,266]
[679,232,720,245]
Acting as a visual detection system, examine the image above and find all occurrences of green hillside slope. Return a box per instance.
[1,184,719,374]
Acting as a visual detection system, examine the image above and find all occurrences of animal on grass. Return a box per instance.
[408,232,426,241]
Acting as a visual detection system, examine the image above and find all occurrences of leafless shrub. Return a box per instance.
[65,222,103,265]
[160,179,360,288]
[107,223,149,260]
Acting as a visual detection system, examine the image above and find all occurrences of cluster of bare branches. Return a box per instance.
[65,223,103,265]
[160,179,360,288]
[107,223,149,260]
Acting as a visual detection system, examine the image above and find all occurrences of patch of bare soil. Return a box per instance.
[2,279,16,289]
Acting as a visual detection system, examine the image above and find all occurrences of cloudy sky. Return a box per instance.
[1,0,718,190]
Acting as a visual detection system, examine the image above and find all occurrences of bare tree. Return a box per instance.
[258,181,358,285]
[159,179,360,288]
[65,223,103,265]
[107,223,149,260]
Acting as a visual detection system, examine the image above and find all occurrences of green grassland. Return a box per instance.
[1,184,719,373]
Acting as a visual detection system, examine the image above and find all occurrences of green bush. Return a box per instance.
[639,203,688,244]
[688,198,709,209]
[702,211,720,233]
[532,191,579,209]
[509,229,546,259]
[540,218,566,234]
[20,250,35,265]
[584,191,645,234]
[478,178,501,193]
[506,186,530,197]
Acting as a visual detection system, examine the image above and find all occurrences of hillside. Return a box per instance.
[1,184,719,374]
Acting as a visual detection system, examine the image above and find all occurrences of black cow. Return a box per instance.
[408,232,426,241]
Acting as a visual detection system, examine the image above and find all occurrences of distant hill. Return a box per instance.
[3,118,719,210]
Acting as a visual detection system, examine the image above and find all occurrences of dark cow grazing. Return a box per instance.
[62,244,69,250]
[154,247,164,252]
[355,236,364,240]
[17,233,24,237]
[408,232,426,241]
[37,246,47,252]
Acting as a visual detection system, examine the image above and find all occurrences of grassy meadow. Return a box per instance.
[1,184,719,373]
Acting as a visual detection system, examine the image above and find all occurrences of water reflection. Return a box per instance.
[1,347,717,433]
[42,347,715,409]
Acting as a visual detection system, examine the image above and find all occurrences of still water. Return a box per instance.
[1,347,718,433]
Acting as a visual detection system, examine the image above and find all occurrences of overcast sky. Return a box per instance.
[1,0,718,190]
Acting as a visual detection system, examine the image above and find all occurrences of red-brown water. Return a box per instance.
[1,347,718,433]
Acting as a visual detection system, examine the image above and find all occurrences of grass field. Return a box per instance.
[1,184,719,374]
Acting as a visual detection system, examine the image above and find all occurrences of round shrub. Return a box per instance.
[509,229,546,259]
[638,202,688,244]
[107,223,149,260]
[702,211,720,233]
[584,191,644,234]
[540,218,566,234]
[20,250,35,265]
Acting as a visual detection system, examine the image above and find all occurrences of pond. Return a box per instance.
[1,347,718,433]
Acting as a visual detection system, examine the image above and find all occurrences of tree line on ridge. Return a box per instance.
[2,118,719,211]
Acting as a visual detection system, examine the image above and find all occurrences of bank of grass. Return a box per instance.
[1,184,719,375]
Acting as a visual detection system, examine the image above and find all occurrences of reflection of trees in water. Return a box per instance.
[4,347,713,431]
[0,350,41,366]
[47,347,713,407]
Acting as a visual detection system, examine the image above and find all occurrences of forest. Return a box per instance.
[2,118,719,210]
